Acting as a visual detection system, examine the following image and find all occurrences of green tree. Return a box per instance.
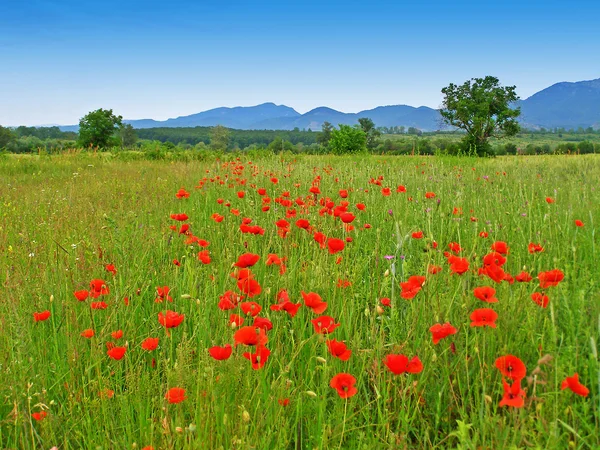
[317,121,334,149]
[210,125,230,151]
[78,109,123,148]
[328,125,367,155]
[358,117,381,150]
[119,124,137,147]
[441,76,520,155]
[0,125,15,148]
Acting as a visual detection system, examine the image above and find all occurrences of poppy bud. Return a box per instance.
[175,427,183,433]
[242,410,250,422]
[305,391,317,398]
[181,294,192,299]
[316,357,327,364]
[384,269,390,277]
[375,306,384,315]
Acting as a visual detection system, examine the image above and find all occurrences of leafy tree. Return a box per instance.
[78,109,123,148]
[0,125,15,148]
[119,124,137,147]
[441,76,520,155]
[210,125,230,151]
[358,117,381,150]
[317,121,334,148]
[328,125,367,155]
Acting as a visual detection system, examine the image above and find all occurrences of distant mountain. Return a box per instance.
[518,78,600,129]
[56,78,600,132]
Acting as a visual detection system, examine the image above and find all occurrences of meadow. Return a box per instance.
[0,152,598,449]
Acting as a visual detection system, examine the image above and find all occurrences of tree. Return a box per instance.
[78,109,123,148]
[119,124,137,147]
[328,125,367,155]
[440,76,520,155]
[210,125,230,151]
[358,117,381,150]
[0,125,15,148]
[317,121,334,148]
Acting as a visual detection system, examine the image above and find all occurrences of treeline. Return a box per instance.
[136,127,318,148]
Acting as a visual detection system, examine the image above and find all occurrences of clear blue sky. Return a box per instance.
[1,0,599,126]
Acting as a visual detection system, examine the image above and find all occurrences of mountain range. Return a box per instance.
[60,78,600,132]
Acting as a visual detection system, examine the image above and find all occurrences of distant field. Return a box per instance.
[0,153,598,449]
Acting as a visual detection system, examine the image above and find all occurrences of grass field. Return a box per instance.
[0,153,598,449]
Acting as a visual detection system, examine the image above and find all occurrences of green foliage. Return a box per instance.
[119,124,137,148]
[77,108,123,149]
[441,76,521,156]
[358,117,381,149]
[317,121,334,149]
[328,124,367,155]
[210,125,230,151]
[0,125,14,148]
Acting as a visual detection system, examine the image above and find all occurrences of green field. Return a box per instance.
[0,153,598,449]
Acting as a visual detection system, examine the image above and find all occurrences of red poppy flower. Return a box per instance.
[499,378,525,408]
[473,286,498,303]
[105,264,117,275]
[81,328,95,338]
[107,346,127,360]
[429,322,458,344]
[170,213,189,221]
[234,253,260,268]
[229,313,245,327]
[381,187,391,196]
[155,286,173,303]
[295,219,310,229]
[339,189,348,198]
[528,243,544,254]
[165,387,186,404]
[73,290,89,301]
[326,339,352,361]
[252,317,273,331]
[574,220,584,227]
[428,265,442,275]
[397,185,407,193]
[515,271,532,282]
[301,291,328,314]
[531,292,549,308]
[380,297,391,307]
[237,277,262,297]
[545,197,555,204]
[479,231,489,238]
[330,373,358,398]
[356,203,366,211]
[158,310,185,329]
[560,373,589,397]
[234,326,268,346]
[483,252,506,267]
[425,192,436,199]
[538,269,564,288]
[383,354,423,374]
[209,344,233,360]
[111,330,123,340]
[411,231,424,239]
[400,275,426,299]
[340,212,355,224]
[311,316,341,334]
[241,301,262,316]
[327,238,345,254]
[31,411,47,421]
[479,263,505,283]
[197,250,211,264]
[495,355,526,380]
[448,256,469,275]
[173,259,181,266]
[243,345,271,370]
[141,337,159,351]
[90,301,108,310]
[89,279,109,298]
[175,188,190,199]
[33,311,51,322]
[470,308,498,328]
[211,213,224,223]
[278,398,290,406]
[491,241,509,255]
[448,242,461,254]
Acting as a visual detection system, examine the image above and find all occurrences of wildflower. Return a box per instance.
[538,269,564,288]
[561,373,589,397]
[499,378,525,408]
[473,286,498,303]
[74,290,89,301]
[531,292,549,308]
[158,310,185,329]
[470,308,498,328]
[107,346,127,360]
[311,316,341,334]
[383,354,423,374]
[326,339,352,361]
[302,291,328,314]
[209,344,233,360]
[141,337,159,351]
[243,345,271,370]
[429,322,458,344]
[234,253,260,268]
[81,328,95,338]
[495,355,526,380]
[330,373,358,398]
[165,387,186,404]
[33,311,51,322]
[327,238,345,254]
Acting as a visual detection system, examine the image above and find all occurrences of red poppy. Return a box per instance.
[448,256,469,275]
[326,339,352,361]
[252,317,273,331]
[330,373,358,398]
[400,275,426,299]
[81,329,95,338]
[495,355,526,380]
[528,243,544,254]
[31,411,47,421]
[141,337,159,351]
[74,290,89,301]
[311,316,341,334]
[33,311,51,322]
[241,301,262,316]
[356,203,366,211]
[479,231,489,238]
[175,188,190,199]
[339,189,348,198]
[211,213,224,223]
[158,310,185,329]
[560,373,589,397]
[173,259,181,266]
[499,378,525,408]
[165,387,186,404]
[531,292,549,308]
[90,301,108,310]
[197,250,211,264]
[380,297,391,307]
[381,187,391,196]
[483,252,506,267]
[545,197,555,204]
[574,220,584,227]
[89,279,109,298]
[155,286,173,303]
[170,213,189,221]
[538,269,564,288]
[491,241,509,255]
[107,346,127,360]
[237,277,262,297]
[397,185,407,193]
[383,354,423,374]
[301,291,328,314]
[295,219,310,229]
[209,344,233,360]
[340,212,355,224]
[243,345,271,370]
[111,330,123,340]
[105,264,117,275]
[425,192,436,199]
[229,314,245,327]
[429,322,458,344]
[234,326,268,346]
[327,238,345,254]
[428,265,442,275]
[515,271,532,282]
[473,286,498,303]
[234,253,260,268]
[448,242,461,254]
[411,231,424,239]
[479,263,506,283]
[470,308,498,328]
[278,398,290,406]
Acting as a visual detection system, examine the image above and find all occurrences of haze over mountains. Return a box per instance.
[60,78,600,132]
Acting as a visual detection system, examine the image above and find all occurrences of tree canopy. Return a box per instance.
[441,76,520,155]
[328,125,367,155]
[78,109,123,149]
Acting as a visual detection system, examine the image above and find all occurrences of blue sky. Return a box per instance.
[1,0,599,126]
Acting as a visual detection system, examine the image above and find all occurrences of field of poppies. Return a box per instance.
[0,152,598,449]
